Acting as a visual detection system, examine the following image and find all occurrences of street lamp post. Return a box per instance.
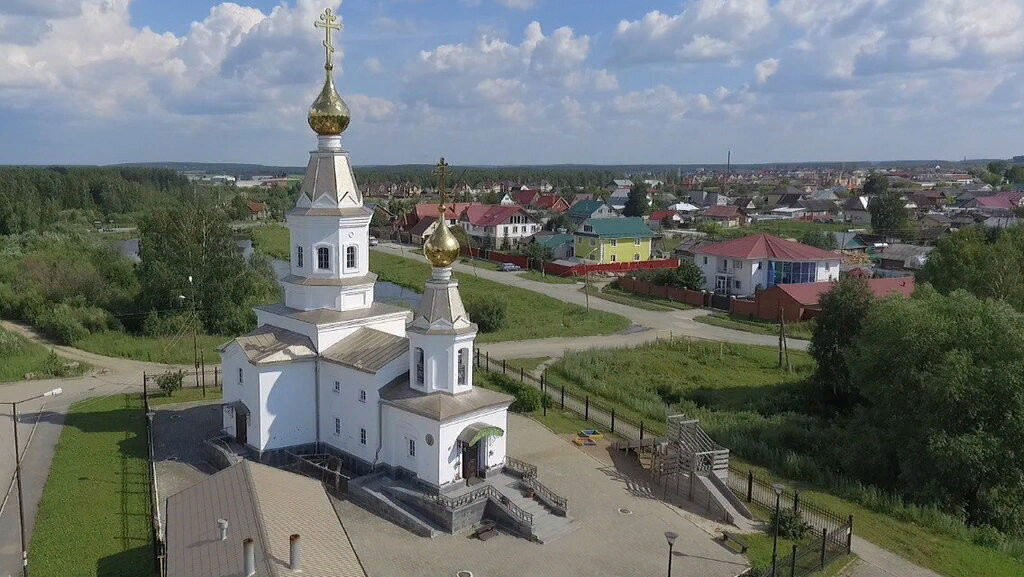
[581,246,601,312]
[9,387,63,577]
[771,482,786,577]
[664,530,678,577]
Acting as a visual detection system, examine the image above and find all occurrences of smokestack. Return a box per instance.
[243,538,256,577]
[218,519,228,541]
[289,534,301,571]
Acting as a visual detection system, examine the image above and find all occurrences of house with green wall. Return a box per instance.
[573,217,655,264]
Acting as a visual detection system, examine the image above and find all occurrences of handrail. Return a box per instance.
[429,485,534,525]
[522,476,568,512]
[504,456,537,479]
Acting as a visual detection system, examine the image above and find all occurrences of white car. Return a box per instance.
[368,236,379,246]
[498,262,521,272]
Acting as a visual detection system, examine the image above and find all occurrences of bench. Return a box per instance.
[475,520,498,541]
[721,531,749,553]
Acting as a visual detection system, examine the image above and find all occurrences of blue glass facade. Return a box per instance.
[766,261,817,287]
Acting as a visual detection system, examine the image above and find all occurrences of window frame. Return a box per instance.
[345,245,357,270]
[296,246,303,268]
[358,389,366,403]
[333,380,340,393]
[633,253,640,261]
[360,428,367,445]
[415,348,425,385]
[238,368,243,385]
[610,254,616,262]
[610,238,617,247]
[408,439,416,457]
[634,237,641,246]
[457,349,468,386]
[316,246,331,270]
[334,418,341,436]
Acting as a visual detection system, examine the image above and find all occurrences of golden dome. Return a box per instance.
[308,72,351,135]
[424,213,461,268]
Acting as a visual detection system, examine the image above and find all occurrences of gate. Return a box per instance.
[710,292,731,311]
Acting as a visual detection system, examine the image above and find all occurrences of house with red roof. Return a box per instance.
[458,205,541,249]
[402,202,474,230]
[648,210,683,228]
[741,277,915,322]
[514,189,544,206]
[247,201,269,220]
[694,234,841,296]
[533,194,571,213]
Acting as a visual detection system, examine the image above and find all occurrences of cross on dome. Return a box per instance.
[423,157,461,268]
[314,8,342,71]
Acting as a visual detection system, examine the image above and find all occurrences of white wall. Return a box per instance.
[437,407,508,486]
[285,212,373,312]
[318,356,405,466]
[221,344,260,446]
[816,260,840,283]
[381,405,441,485]
[258,360,317,451]
[407,332,476,395]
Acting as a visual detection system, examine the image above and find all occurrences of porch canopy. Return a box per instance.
[457,423,504,446]
[226,400,250,417]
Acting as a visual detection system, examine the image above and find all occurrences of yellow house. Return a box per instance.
[573,217,655,264]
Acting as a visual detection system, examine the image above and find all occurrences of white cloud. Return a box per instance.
[346,93,398,122]
[755,58,780,84]
[364,57,382,74]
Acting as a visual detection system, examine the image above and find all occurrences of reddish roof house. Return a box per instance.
[694,234,841,296]
[701,205,747,227]
[247,201,269,220]
[963,195,1016,214]
[736,278,915,323]
[533,195,571,213]
[514,189,544,206]
[649,210,683,228]
[402,202,474,230]
[459,205,541,249]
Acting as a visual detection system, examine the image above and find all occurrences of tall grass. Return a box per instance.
[0,327,88,382]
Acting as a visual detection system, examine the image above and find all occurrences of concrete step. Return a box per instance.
[533,515,577,544]
[361,485,442,537]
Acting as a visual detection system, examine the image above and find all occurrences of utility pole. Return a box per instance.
[190,275,198,387]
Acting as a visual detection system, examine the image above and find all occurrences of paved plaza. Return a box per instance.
[332,413,749,577]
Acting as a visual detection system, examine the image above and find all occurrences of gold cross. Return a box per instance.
[434,157,450,209]
[314,8,342,70]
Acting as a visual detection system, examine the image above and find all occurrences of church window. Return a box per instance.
[346,245,357,269]
[296,246,304,268]
[334,418,341,436]
[317,246,330,270]
[333,380,340,393]
[359,389,366,403]
[238,368,243,384]
[408,439,416,457]
[360,428,367,445]
[415,348,424,385]
[457,349,468,385]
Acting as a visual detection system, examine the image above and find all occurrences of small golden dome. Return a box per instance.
[308,73,350,135]
[424,214,461,268]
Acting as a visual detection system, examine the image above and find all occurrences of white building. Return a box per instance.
[221,54,512,491]
[693,234,840,297]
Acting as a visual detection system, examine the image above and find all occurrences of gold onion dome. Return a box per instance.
[424,210,461,268]
[308,73,350,135]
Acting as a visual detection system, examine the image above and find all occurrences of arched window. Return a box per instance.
[457,349,468,385]
[346,245,357,269]
[317,246,330,270]
[415,348,424,385]
[296,246,303,268]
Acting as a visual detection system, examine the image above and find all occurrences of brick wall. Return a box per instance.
[617,278,707,307]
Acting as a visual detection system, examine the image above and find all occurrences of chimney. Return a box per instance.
[243,538,256,577]
[218,519,229,541]
[289,534,301,572]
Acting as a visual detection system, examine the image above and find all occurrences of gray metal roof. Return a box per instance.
[408,271,477,336]
[257,302,411,327]
[282,273,377,287]
[379,374,514,422]
[232,325,318,364]
[321,328,409,373]
[166,461,365,577]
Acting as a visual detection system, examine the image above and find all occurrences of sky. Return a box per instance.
[1,0,1023,167]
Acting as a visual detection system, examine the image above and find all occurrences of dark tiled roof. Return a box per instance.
[256,302,411,327]
[379,375,514,422]
[228,325,317,364]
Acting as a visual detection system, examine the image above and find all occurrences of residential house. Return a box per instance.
[771,206,806,220]
[648,210,683,229]
[247,201,269,220]
[459,205,541,249]
[408,216,438,245]
[533,195,571,214]
[528,232,575,260]
[573,217,655,264]
[402,202,473,230]
[514,189,544,206]
[667,202,701,214]
[767,192,803,208]
[877,243,933,271]
[731,197,758,211]
[498,193,516,205]
[702,205,747,228]
[832,231,869,252]
[673,235,711,261]
[842,196,871,225]
[962,195,1016,215]
[568,199,617,225]
[694,234,840,296]
[751,278,916,323]
[797,199,839,220]
[807,187,842,201]
[606,179,634,195]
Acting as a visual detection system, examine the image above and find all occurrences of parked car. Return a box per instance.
[498,262,521,272]
[368,236,379,246]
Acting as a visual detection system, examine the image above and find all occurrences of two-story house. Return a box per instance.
[573,217,655,264]
[568,199,618,225]
[694,234,840,297]
[459,205,541,249]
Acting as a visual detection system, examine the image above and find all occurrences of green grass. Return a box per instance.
[517,270,577,284]
[458,257,500,271]
[145,385,223,407]
[77,330,225,365]
[248,223,290,259]
[695,312,815,340]
[29,393,154,577]
[580,284,669,311]
[370,251,630,342]
[0,328,89,382]
[601,285,694,311]
[503,357,550,374]
[743,532,856,577]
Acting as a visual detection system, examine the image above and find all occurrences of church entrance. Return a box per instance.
[235,410,247,446]
[461,442,479,481]
[456,423,504,483]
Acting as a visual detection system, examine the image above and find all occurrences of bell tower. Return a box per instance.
[282,8,376,312]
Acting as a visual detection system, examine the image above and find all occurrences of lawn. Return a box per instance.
[29,393,154,577]
[517,270,577,284]
[0,327,89,382]
[458,257,500,271]
[248,223,290,259]
[743,532,856,577]
[589,284,694,311]
[695,312,815,340]
[503,357,550,374]
[77,330,225,366]
[369,251,630,343]
[144,385,223,407]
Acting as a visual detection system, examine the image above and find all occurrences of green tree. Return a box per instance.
[869,193,910,240]
[847,288,1024,534]
[799,228,838,250]
[517,241,554,271]
[623,181,649,217]
[450,225,476,252]
[137,198,280,335]
[1007,165,1024,184]
[696,220,724,240]
[808,277,875,407]
[862,173,889,196]
[987,161,1007,177]
[918,225,1024,311]
[157,369,185,396]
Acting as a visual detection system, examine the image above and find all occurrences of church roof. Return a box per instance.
[408,271,476,336]
[321,328,409,374]
[257,302,411,327]
[379,375,514,422]
[165,460,363,577]
[231,325,317,364]
[287,205,372,218]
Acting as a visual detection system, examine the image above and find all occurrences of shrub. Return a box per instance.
[466,295,507,333]
[0,328,23,356]
[156,369,185,396]
[771,507,811,540]
[485,373,550,414]
[35,304,89,345]
[143,310,200,337]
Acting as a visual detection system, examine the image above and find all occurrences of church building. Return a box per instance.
[220,9,513,491]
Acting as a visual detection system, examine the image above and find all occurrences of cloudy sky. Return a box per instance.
[1,0,1022,166]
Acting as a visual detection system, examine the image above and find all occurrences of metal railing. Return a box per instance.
[430,485,534,525]
[504,456,537,479]
[521,476,568,514]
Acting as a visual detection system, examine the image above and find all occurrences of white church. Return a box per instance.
[220,11,513,491]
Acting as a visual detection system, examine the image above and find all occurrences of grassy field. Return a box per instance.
[145,385,224,407]
[743,532,856,577]
[248,223,290,259]
[517,270,577,284]
[0,327,89,382]
[370,251,630,342]
[77,331,225,365]
[29,393,154,577]
[695,312,815,340]
[594,284,694,311]
[458,257,500,271]
[748,220,856,238]
[503,357,550,374]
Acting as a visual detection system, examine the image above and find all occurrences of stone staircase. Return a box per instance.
[503,488,577,544]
